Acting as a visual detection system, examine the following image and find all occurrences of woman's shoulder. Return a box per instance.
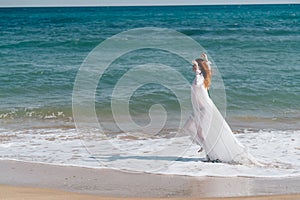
[195,69,202,75]
[194,70,204,85]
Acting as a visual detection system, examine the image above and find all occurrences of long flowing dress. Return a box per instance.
[184,66,258,165]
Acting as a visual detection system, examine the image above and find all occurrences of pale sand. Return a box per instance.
[0,185,299,200]
[0,160,299,199]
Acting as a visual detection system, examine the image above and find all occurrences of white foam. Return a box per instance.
[0,127,299,177]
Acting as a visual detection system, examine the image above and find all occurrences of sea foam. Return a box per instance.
[0,127,299,177]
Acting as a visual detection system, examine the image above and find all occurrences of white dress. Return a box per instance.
[184,67,258,165]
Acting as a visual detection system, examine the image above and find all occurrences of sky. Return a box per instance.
[0,0,298,7]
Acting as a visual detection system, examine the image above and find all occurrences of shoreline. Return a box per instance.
[0,160,299,198]
[1,114,300,133]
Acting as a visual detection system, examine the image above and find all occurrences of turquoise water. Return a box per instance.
[0,5,300,128]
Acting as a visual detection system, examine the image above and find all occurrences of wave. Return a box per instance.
[0,107,73,121]
[0,127,299,178]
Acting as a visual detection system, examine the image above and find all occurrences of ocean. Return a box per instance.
[0,4,299,177]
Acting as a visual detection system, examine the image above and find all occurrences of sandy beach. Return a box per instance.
[0,160,299,199]
[1,185,300,200]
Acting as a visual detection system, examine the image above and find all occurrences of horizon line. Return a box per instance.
[0,2,299,8]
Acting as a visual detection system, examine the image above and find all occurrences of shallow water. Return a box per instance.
[0,126,299,177]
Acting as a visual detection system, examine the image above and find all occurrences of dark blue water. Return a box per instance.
[0,5,299,127]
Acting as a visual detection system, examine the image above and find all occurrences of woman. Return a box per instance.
[184,53,258,165]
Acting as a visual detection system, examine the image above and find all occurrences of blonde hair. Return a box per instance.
[196,58,212,89]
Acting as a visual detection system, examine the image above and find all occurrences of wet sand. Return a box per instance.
[0,160,299,199]
[1,185,299,200]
